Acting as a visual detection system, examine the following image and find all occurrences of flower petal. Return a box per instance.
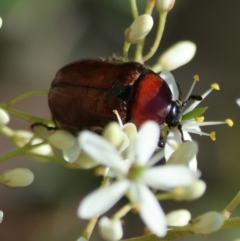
[79,131,126,173]
[63,140,81,163]
[130,182,167,237]
[143,165,195,190]
[165,129,182,161]
[136,121,159,166]
[160,71,179,100]
[78,180,130,219]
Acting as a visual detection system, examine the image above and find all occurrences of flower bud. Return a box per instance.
[12,130,53,155]
[157,41,196,71]
[48,130,76,150]
[189,211,224,235]
[171,180,206,201]
[125,14,153,43]
[1,168,34,187]
[76,237,88,241]
[69,151,98,169]
[166,209,191,227]
[0,17,2,29]
[99,217,123,241]
[0,210,3,223]
[0,108,10,125]
[236,98,240,107]
[156,0,175,13]
[103,122,125,149]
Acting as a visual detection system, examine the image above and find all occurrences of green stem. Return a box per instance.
[156,192,173,201]
[80,176,111,240]
[0,142,48,163]
[129,0,138,19]
[121,218,240,241]
[145,0,156,15]
[123,41,131,60]
[143,12,167,62]
[112,203,133,220]
[0,103,53,125]
[7,90,48,106]
[222,191,240,219]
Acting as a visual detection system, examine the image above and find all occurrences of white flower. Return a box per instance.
[77,121,196,237]
[161,71,233,171]
[99,216,123,241]
[125,14,154,43]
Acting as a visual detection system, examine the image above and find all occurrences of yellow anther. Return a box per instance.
[211,83,220,90]
[195,116,204,123]
[210,131,216,141]
[225,119,234,127]
[194,74,200,81]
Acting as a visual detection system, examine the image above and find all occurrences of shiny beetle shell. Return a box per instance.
[48,59,181,134]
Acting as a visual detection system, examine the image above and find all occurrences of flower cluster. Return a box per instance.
[0,1,238,241]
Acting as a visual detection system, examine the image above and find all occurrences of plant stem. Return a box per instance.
[7,90,48,106]
[123,41,131,60]
[143,12,167,62]
[222,191,240,219]
[80,177,111,240]
[0,103,52,125]
[129,0,138,19]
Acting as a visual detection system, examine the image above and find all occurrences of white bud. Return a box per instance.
[99,217,123,241]
[236,98,240,107]
[156,0,175,12]
[167,209,191,227]
[0,17,2,29]
[48,130,76,150]
[157,41,196,71]
[69,151,98,169]
[0,210,3,223]
[190,211,224,235]
[122,123,137,139]
[103,122,124,148]
[2,168,34,187]
[76,237,88,241]
[171,180,206,201]
[0,108,10,125]
[125,14,153,43]
[12,130,53,155]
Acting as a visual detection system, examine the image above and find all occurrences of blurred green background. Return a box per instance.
[0,0,240,240]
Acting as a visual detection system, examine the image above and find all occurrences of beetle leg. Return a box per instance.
[31,122,57,132]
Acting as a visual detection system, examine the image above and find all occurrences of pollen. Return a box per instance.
[195,116,204,123]
[210,131,216,141]
[194,74,200,81]
[225,119,234,127]
[211,83,220,90]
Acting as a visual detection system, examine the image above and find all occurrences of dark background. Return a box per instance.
[0,1,240,240]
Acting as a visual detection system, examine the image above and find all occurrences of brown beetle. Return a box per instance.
[48,59,200,146]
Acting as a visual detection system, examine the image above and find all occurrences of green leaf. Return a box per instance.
[182,107,208,120]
